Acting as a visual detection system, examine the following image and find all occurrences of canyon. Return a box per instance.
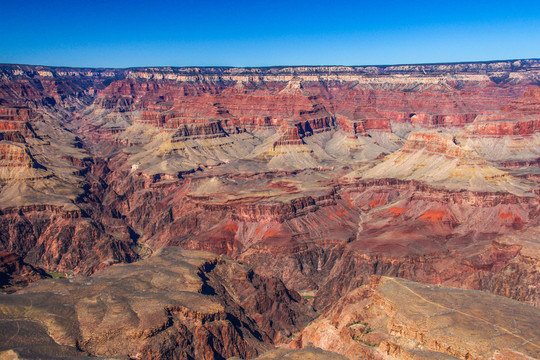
[0,59,539,359]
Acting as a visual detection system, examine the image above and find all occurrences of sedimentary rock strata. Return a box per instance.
[0,60,539,359]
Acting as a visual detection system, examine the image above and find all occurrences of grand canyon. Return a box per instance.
[0,60,539,359]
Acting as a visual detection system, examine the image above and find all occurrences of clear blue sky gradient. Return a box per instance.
[1,0,539,68]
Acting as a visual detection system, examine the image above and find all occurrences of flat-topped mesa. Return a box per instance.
[377,109,480,127]
[194,192,336,223]
[298,103,334,134]
[335,116,357,135]
[270,104,333,147]
[138,110,209,127]
[301,114,334,134]
[341,178,535,207]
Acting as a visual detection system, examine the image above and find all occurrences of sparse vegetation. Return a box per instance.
[47,271,66,279]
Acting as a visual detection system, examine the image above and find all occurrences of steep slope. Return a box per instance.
[0,248,314,359]
[295,276,540,360]
[358,130,533,195]
[0,251,47,293]
[0,66,139,276]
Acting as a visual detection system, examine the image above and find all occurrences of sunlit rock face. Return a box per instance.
[0,60,539,359]
[293,276,540,360]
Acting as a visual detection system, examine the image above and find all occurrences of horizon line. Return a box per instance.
[1,58,539,71]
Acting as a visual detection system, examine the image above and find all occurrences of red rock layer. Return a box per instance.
[0,107,37,142]
[85,76,535,143]
[469,119,540,136]
[400,132,472,158]
[335,104,392,134]
[469,88,540,136]
[321,84,508,131]
[0,107,32,121]
[194,192,337,223]
[0,143,34,167]
[92,79,337,140]
[273,126,304,147]
[336,116,391,135]
[98,165,539,307]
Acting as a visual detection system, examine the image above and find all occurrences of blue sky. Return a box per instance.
[1,0,539,67]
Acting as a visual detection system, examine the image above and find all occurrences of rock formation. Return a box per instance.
[0,251,47,292]
[0,248,314,359]
[294,276,540,360]
[0,59,539,359]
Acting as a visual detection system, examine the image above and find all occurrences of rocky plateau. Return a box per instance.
[0,60,539,359]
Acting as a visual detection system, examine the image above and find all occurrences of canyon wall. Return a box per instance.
[0,59,539,359]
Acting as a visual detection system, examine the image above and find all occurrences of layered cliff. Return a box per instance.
[0,60,539,359]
